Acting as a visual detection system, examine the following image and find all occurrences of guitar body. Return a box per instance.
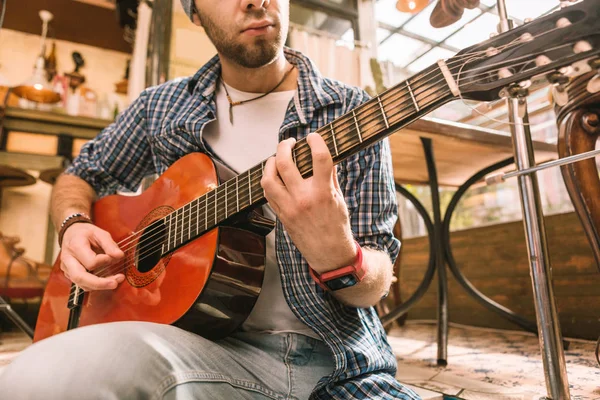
[34,153,268,343]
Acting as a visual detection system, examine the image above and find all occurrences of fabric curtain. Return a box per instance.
[288,25,364,89]
[127,1,153,102]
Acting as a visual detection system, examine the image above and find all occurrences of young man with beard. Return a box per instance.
[0,0,419,399]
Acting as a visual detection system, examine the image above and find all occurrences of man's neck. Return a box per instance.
[219,50,298,93]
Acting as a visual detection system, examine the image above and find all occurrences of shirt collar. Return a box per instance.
[187,47,341,125]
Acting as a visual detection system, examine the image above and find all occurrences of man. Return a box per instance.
[0,0,419,399]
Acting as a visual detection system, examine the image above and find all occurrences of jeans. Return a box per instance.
[0,321,335,400]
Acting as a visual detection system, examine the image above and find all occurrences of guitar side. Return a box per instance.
[34,152,266,342]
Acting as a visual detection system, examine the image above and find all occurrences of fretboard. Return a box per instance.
[161,63,455,254]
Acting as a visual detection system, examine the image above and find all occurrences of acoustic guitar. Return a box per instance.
[34,0,600,342]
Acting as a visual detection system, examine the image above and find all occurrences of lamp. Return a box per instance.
[396,0,429,13]
[12,10,61,104]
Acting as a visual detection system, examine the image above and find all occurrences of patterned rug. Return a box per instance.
[0,332,31,377]
[2,324,598,399]
[389,322,600,400]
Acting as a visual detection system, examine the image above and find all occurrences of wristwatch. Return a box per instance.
[309,241,366,291]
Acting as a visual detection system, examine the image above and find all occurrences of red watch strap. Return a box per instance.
[309,241,365,291]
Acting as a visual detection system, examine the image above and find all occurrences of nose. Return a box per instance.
[240,0,270,11]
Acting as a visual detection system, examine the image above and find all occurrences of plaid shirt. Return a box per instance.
[66,48,419,400]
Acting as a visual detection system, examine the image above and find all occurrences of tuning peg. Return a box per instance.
[486,47,499,57]
[536,55,552,67]
[560,0,578,8]
[574,41,593,54]
[520,33,534,43]
[519,80,532,90]
[548,71,570,106]
[556,17,571,28]
[498,68,513,79]
[552,85,569,106]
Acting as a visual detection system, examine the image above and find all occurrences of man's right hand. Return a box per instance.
[60,223,125,291]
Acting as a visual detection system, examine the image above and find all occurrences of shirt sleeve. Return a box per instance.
[64,90,154,198]
[338,88,401,264]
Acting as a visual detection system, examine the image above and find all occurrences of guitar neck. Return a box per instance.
[162,63,455,253]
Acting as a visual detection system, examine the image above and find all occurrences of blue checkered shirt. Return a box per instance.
[66,48,419,400]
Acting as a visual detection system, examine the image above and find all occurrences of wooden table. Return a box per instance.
[389,117,557,187]
[381,117,555,365]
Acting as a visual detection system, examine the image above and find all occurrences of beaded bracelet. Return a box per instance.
[58,213,92,247]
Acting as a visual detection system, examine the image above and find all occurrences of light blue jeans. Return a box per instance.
[0,321,335,399]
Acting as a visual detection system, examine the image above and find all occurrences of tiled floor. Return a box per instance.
[389,321,600,400]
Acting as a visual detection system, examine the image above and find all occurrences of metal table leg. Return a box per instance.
[380,184,436,323]
[419,138,449,366]
[441,157,539,334]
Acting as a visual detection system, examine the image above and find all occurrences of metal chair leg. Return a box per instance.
[0,296,34,338]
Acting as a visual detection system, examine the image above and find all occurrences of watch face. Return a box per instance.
[325,274,358,291]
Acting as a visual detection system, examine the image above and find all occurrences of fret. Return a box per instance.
[174,208,179,248]
[248,169,252,205]
[186,203,191,242]
[195,199,200,236]
[330,124,339,156]
[292,148,297,166]
[224,181,228,219]
[377,97,389,129]
[179,206,185,246]
[236,176,239,212]
[352,110,363,143]
[214,188,218,226]
[204,194,208,232]
[406,81,419,112]
[165,214,171,253]
[172,211,177,249]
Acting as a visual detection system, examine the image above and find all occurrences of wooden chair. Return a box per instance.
[555,71,600,365]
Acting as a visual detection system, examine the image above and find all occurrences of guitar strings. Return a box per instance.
[94,31,536,252]
[81,57,544,288]
[83,73,451,281]
[92,53,544,268]
[88,32,551,258]
[73,80,451,289]
[79,56,553,287]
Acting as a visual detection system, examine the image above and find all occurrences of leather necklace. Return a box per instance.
[221,65,295,124]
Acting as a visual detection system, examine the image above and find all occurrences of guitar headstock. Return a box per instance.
[453,0,600,102]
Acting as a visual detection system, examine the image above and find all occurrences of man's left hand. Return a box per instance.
[261,132,357,273]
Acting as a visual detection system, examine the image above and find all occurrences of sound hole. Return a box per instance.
[135,220,167,273]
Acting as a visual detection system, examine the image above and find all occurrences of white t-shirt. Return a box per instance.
[203,81,319,339]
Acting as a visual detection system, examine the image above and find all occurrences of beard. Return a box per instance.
[199,9,287,69]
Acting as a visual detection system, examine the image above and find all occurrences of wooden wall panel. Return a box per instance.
[399,212,600,340]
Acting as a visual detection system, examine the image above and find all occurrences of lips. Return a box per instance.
[242,20,274,33]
